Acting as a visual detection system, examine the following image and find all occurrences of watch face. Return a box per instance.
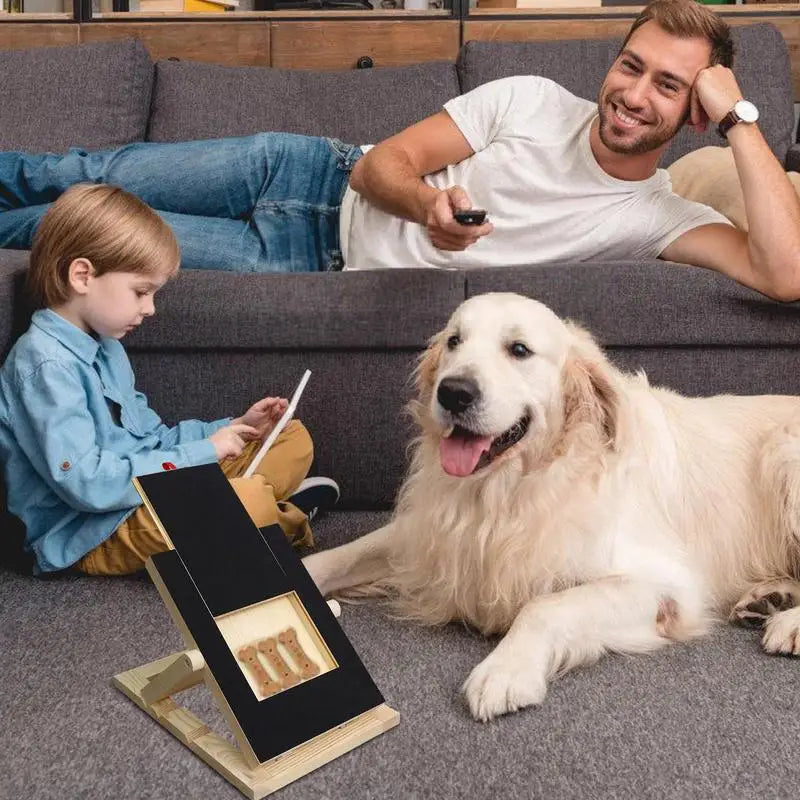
[734,100,759,123]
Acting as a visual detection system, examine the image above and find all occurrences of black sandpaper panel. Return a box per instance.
[152,552,383,762]
[148,528,386,762]
[137,464,291,615]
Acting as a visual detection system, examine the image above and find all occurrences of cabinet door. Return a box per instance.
[0,22,78,50]
[463,18,632,43]
[270,20,459,70]
[81,21,270,65]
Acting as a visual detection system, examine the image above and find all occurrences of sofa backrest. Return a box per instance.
[0,38,154,153]
[146,59,460,145]
[457,23,794,166]
[0,23,791,161]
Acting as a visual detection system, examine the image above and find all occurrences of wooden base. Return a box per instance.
[112,651,400,799]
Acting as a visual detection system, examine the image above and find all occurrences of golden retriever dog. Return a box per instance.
[303,292,800,721]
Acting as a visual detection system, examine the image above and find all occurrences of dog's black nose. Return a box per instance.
[437,377,480,414]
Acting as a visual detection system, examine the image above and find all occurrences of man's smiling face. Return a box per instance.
[597,21,712,155]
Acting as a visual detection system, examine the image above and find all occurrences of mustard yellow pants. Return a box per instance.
[75,420,314,576]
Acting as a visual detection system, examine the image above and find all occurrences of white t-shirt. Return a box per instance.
[340,76,729,271]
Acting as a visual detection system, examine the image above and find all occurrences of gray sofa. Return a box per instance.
[3,25,800,800]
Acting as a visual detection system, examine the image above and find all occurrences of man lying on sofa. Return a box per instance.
[1,0,799,300]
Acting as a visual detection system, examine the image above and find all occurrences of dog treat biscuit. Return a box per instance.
[257,637,299,688]
[278,627,320,680]
[237,645,281,697]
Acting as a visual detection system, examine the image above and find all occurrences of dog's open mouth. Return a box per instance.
[439,412,531,477]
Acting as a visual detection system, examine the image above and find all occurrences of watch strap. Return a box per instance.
[717,109,738,139]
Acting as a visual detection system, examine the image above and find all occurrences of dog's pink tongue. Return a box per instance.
[440,434,493,477]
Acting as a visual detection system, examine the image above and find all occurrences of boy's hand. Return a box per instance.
[425,186,493,251]
[210,423,260,460]
[233,397,289,439]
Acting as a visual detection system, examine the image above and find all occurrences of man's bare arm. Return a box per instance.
[660,222,761,290]
[350,110,473,221]
[663,65,800,301]
[349,110,493,251]
[727,122,800,300]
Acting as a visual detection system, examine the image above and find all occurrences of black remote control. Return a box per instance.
[453,209,487,226]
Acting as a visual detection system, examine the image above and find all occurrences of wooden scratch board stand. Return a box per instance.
[112,463,399,799]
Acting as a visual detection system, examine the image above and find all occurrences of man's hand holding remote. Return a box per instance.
[425,186,493,251]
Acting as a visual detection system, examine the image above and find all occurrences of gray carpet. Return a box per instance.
[2,510,800,800]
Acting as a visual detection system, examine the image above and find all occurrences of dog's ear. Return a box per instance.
[560,325,619,449]
[407,331,445,430]
[415,330,445,403]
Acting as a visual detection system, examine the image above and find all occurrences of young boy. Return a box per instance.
[0,183,339,576]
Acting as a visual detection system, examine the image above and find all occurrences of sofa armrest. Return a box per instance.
[0,250,31,363]
[785,144,800,172]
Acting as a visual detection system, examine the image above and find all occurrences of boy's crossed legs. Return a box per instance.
[76,420,316,576]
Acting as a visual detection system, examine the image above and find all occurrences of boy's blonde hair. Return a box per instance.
[622,0,734,68]
[27,183,180,309]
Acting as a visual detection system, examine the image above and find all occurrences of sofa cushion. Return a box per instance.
[458,35,619,104]
[125,268,466,351]
[146,59,460,145]
[0,39,153,153]
[464,261,800,348]
[465,262,800,400]
[457,23,793,167]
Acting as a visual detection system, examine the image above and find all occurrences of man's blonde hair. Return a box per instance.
[622,0,734,68]
[27,183,180,309]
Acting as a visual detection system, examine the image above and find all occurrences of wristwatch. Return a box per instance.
[717,99,759,138]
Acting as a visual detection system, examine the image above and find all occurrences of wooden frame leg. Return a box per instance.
[112,652,399,799]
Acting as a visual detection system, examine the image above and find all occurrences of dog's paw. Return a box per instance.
[462,651,548,722]
[762,607,800,656]
[730,579,800,629]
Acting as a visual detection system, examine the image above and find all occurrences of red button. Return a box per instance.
[161,462,177,471]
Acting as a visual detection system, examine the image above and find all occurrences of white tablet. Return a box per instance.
[242,369,311,479]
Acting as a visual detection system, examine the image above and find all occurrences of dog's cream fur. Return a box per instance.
[304,292,800,720]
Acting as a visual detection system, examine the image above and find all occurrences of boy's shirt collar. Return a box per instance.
[31,308,103,365]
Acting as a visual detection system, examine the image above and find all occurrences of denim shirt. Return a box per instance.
[0,310,229,573]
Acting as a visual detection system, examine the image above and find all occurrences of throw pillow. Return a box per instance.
[667,145,800,232]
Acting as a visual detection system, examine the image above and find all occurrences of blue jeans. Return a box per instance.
[0,133,362,272]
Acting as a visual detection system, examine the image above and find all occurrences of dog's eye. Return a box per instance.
[447,334,461,351]
[509,342,532,359]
